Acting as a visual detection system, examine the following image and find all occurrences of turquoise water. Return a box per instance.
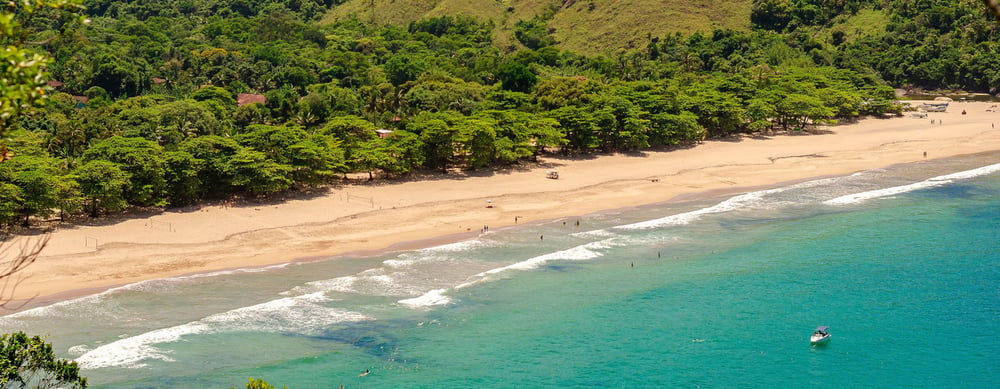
[3,153,999,388]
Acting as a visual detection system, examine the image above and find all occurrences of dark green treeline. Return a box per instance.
[1,0,995,225]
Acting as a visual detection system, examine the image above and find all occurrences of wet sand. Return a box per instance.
[4,101,999,305]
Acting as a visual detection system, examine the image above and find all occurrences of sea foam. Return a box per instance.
[394,239,618,309]
[825,162,1000,205]
[614,191,771,230]
[2,263,296,322]
[478,240,609,276]
[397,288,451,308]
[289,270,423,297]
[613,176,848,230]
[75,291,371,369]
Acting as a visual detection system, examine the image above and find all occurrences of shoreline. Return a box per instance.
[4,101,1000,310]
[3,175,821,313]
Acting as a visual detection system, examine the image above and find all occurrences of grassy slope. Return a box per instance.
[827,8,889,44]
[322,0,751,55]
[549,0,750,54]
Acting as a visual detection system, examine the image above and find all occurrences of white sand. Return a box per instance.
[5,101,1000,303]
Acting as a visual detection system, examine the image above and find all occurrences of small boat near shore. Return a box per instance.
[919,102,949,112]
[811,326,831,344]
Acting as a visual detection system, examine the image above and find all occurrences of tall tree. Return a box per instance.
[0,156,64,226]
[81,137,167,207]
[224,149,293,195]
[73,160,128,217]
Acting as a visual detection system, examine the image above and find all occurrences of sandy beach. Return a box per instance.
[4,101,1000,305]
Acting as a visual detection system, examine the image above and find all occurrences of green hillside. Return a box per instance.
[322,0,751,55]
[2,0,996,227]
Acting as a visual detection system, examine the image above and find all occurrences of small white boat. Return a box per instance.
[919,102,949,112]
[810,326,831,344]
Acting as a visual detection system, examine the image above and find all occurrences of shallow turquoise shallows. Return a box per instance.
[4,152,999,388]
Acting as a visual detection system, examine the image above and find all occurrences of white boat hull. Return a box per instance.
[810,334,831,344]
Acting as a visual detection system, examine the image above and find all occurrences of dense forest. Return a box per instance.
[0,0,997,227]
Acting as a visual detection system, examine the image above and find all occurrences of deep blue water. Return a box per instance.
[3,153,999,388]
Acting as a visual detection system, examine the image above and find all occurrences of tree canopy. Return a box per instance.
[0,332,88,389]
[1,0,992,226]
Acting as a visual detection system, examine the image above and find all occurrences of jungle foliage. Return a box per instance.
[1,0,996,225]
[0,332,88,388]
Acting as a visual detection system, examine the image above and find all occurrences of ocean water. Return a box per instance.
[3,153,999,388]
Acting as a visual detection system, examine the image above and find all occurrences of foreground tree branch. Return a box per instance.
[0,233,49,309]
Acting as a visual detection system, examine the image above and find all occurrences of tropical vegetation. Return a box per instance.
[0,332,87,388]
[0,0,995,227]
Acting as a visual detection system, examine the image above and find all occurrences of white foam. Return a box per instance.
[614,191,766,229]
[380,241,491,270]
[397,289,452,308]
[379,239,496,268]
[76,292,372,369]
[484,241,608,275]
[0,281,140,320]
[2,263,300,322]
[67,344,92,357]
[825,163,1000,205]
[934,162,1000,180]
[181,262,293,279]
[417,239,493,253]
[291,271,420,297]
[448,240,614,293]
[453,278,488,290]
[614,176,849,230]
[201,292,368,333]
[394,239,622,308]
[382,257,420,268]
[383,253,457,269]
[76,322,206,368]
[569,229,618,239]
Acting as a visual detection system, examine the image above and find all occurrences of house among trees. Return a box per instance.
[237,93,267,107]
[376,129,394,139]
[71,95,89,109]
